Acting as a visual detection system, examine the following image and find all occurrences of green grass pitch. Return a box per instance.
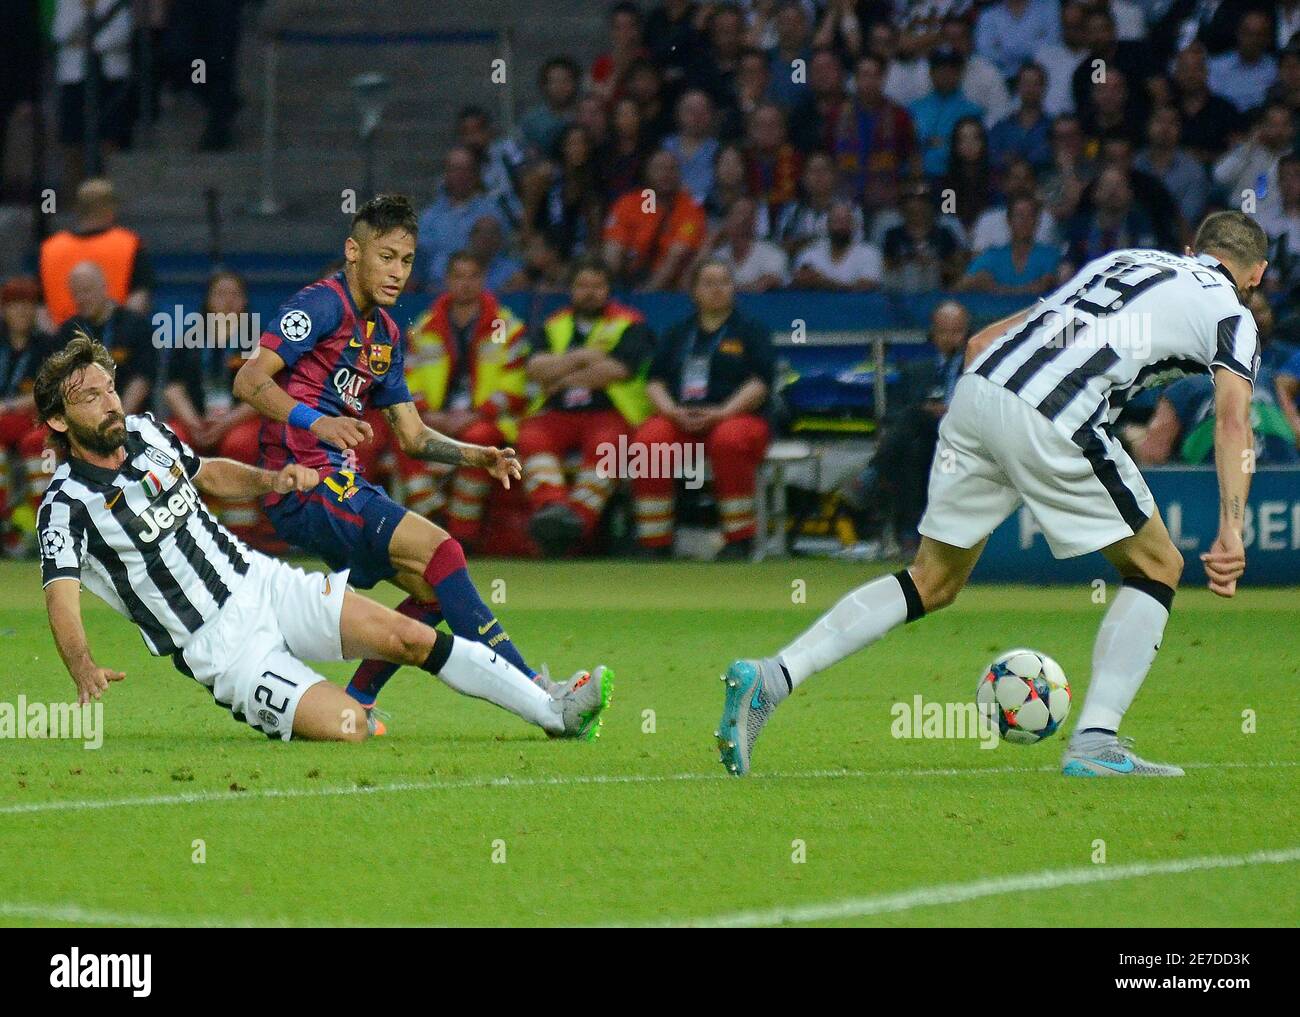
[0,557,1296,927]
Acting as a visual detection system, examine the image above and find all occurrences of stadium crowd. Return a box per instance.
[4,0,1300,561]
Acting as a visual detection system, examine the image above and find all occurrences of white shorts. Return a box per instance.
[918,374,1155,559]
[175,555,349,740]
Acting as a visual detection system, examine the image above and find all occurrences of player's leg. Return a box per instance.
[1061,510,1186,777]
[292,680,372,742]
[345,507,546,708]
[336,589,564,734]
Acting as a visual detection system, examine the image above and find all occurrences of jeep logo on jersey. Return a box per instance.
[368,343,392,376]
[133,479,201,544]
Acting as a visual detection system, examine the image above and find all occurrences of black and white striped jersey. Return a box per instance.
[38,413,253,656]
[968,249,1260,441]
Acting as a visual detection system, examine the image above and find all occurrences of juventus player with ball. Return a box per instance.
[718,211,1267,778]
[33,334,598,742]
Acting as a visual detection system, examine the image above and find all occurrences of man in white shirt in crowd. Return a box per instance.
[793,201,883,290]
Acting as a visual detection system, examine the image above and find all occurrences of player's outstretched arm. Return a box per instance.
[193,459,320,500]
[381,402,522,488]
[1203,367,1254,597]
[44,579,125,705]
[233,347,373,450]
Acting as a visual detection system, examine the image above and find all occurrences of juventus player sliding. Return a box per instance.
[718,211,1266,778]
[33,334,603,742]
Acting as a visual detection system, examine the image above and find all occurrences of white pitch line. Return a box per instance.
[0,901,274,928]
[661,846,1300,928]
[0,759,1295,818]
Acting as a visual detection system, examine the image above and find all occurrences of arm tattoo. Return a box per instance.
[249,379,274,398]
[416,436,468,465]
[382,406,400,425]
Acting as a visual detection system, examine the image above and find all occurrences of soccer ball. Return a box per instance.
[976,649,1071,745]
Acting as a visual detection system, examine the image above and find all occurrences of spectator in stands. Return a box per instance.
[1260,154,1300,298]
[1208,9,1278,114]
[766,1,814,108]
[882,180,966,291]
[632,258,773,559]
[1082,68,1145,149]
[1041,113,1096,227]
[1214,101,1294,225]
[1070,7,1147,127]
[467,214,527,292]
[704,142,768,234]
[974,0,1061,81]
[843,299,968,555]
[520,56,582,160]
[1135,106,1212,227]
[910,47,982,179]
[576,95,611,152]
[966,156,1055,253]
[55,261,154,416]
[519,257,656,556]
[456,105,526,226]
[599,96,653,204]
[0,276,50,555]
[0,2,41,202]
[789,47,849,154]
[625,58,676,146]
[793,199,884,289]
[522,124,603,261]
[957,195,1060,295]
[1087,133,1183,250]
[989,63,1052,173]
[686,2,748,111]
[932,14,1011,125]
[52,0,134,184]
[646,0,707,104]
[1034,0,1091,118]
[416,146,507,291]
[1276,344,1300,449]
[709,196,789,291]
[1267,37,1300,115]
[728,46,775,139]
[835,53,917,218]
[39,178,154,328]
[941,116,994,241]
[1062,164,1162,270]
[590,2,650,106]
[605,148,708,290]
[403,251,530,542]
[775,149,863,257]
[1171,42,1241,163]
[664,89,721,202]
[744,102,803,235]
[521,231,570,293]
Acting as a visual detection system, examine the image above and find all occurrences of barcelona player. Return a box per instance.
[233,194,611,737]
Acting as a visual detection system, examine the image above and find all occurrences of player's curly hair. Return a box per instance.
[350,193,419,242]
[34,331,117,453]
[1194,211,1269,268]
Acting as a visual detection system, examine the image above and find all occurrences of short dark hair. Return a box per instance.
[457,104,492,125]
[539,56,582,89]
[447,249,485,274]
[35,331,117,453]
[569,255,612,286]
[609,1,641,23]
[350,193,419,242]
[1194,210,1269,266]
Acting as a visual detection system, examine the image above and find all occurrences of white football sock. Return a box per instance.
[438,638,563,733]
[1075,584,1171,735]
[777,573,912,691]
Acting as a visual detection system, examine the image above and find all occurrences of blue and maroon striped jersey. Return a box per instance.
[257,271,412,474]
